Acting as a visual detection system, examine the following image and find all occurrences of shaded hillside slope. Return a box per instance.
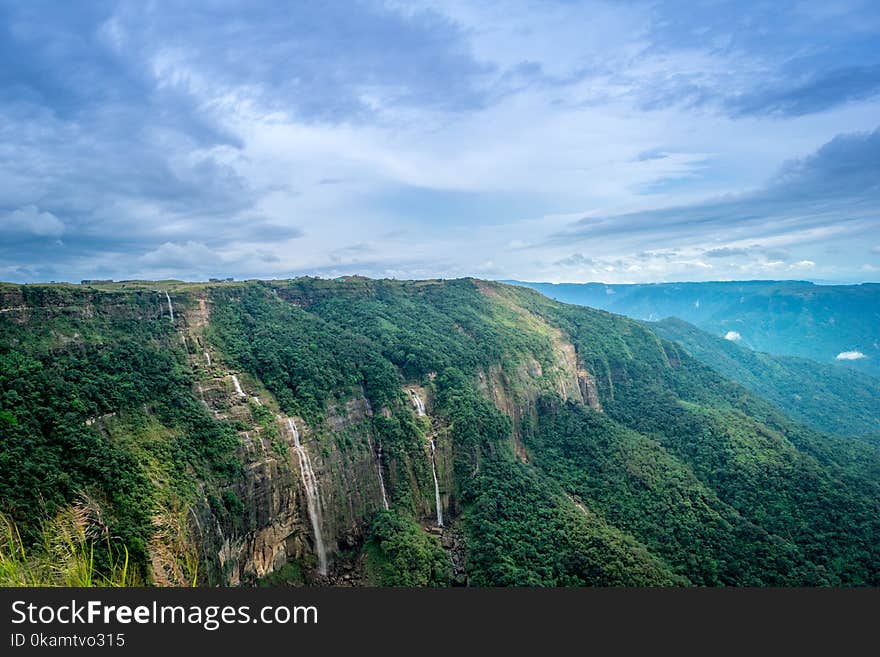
[651,317,880,443]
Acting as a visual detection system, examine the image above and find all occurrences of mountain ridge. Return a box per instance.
[2,277,879,586]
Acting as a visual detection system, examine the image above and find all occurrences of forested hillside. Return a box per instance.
[651,317,880,443]
[2,278,879,586]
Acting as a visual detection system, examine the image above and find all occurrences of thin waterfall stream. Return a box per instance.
[375,442,390,510]
[429,438,443,527]
[164,291,174,323]
[410,390,442,527]
[286,418,328,575]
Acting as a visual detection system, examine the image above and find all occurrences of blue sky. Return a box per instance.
[1,0,879,284]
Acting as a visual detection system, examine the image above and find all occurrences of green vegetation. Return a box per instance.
[258,561,304,587]
[528,397,817,584]
[462,459,682,586]
[2,277,880,586]
[480,283,880,584]
[1,505,138,587]
[207,283,402,423]
[651,317,880,441]
[0,285,238,581]
[364,510,451,586]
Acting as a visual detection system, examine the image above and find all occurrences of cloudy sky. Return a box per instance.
[1,0,879,284]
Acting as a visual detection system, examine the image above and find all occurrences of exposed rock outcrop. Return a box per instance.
[168,298,392,584]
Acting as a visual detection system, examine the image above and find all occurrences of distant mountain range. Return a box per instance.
[506,280,880,377]
[650,317,880,443]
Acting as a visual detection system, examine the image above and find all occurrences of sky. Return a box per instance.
[1,0,879,284]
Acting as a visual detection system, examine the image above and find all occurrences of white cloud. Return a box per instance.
[3,2,880,284]
[0,205,65,237]
[140,241,222,268]
[724,331,742,341]
[835,350,866,360]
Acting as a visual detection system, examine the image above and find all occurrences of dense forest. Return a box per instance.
[1,278,879,586]
[651,317,880,443]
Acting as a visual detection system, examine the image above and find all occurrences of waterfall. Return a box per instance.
[164,291,174,323]
[231,374,246,397]
[287,418,327,575]
[410,390,441,526]
[410,389,426,416]
[376,443,389,510]
[429,438,443,527]
[204,351,211,367]
[252,396,262,406]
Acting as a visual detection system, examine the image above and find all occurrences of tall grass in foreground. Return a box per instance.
[0,498,140,586]
[148,506,200,587]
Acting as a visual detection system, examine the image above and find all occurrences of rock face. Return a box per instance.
[170,295,391,585]
[208,438,303,585]
[194,395,392,584]
[472,308,603,464]
[0,289,28,323]
[577,367,602,412]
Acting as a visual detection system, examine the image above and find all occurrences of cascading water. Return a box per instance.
[375,443,389,510]
[429,438,443,527]
[287,418,328,575]
[410,390,442,527]
[204,351,211,367]
[410,389,426,416]
[164,291,174,323]
[231,374,246,397]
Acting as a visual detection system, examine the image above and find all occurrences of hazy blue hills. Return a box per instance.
[507,280,880,377]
